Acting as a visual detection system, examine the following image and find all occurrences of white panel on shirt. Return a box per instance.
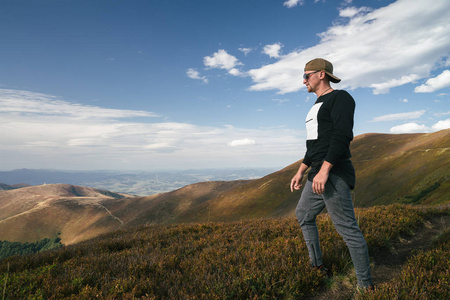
[305,102,323,140]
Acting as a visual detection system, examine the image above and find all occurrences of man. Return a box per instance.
[290,58,373,289]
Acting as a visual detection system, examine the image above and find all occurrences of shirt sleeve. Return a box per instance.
[324,91,355,165]
[303,152,312,167]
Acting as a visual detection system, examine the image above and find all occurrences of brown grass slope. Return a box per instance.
[351,129,449,207]
[172,129,450,223]
[0,184,132,245]
[100,180,250,226]
[0,181,248,245]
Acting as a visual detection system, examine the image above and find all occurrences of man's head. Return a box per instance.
[304,58,341,83]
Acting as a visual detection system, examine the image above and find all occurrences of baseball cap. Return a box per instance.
[304,58,341,83]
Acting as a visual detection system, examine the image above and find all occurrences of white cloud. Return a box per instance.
[0,89,303,170]
[434,111,450,117]
[273,98,290,104]
[283,0,304,8]
[371,110,426,122]
[415,70,450,93]
[186,68,208,83]
[204,49,243,76]
[371,74,420,95]
[227,139,256,147]
[263,43,283,58]
[239,47,253,56]
[432,119,450,131]
[0,89,158,119]
[228,68,244,76]
[248,0,450,94]
[339,6,372,18]
[390,123,429,133]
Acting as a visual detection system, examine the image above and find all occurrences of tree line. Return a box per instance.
[0,236,62,260]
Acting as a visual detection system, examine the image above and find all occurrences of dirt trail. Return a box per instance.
[309,214,450,300]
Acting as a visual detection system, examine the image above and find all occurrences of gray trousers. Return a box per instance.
[295,173,373,288]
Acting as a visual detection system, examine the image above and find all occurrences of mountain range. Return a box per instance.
[0,129,448,245]
[0,168,276,196]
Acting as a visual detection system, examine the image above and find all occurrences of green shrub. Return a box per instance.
[0,237,62,260]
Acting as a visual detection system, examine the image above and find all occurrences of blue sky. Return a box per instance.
[0,0,449,171]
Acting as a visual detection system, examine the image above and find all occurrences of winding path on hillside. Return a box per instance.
[94,203,124,226]
[309,214,450,300]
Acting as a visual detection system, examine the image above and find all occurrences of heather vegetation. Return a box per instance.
[1,204,448,299]
[357,229,450,299]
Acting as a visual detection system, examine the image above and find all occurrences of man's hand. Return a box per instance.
[290,163,309,192]
[312,161,333,195]
[290,172,304,192]
[312,171,328,195]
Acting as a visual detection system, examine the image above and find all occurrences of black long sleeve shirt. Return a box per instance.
[303,89,356,189]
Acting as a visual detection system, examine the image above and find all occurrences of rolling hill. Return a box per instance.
[0,129,448,245]
[152,129,450,223]
[0,184,131,245]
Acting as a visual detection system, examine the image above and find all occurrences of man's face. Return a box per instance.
[303,70,320,93]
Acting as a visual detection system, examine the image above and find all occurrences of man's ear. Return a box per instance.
[320,71,330,82]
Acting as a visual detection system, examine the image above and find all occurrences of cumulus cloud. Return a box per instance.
[263,43,283,58]
[227,139,256,147]
[415,70,450,93]
[204,49,243,76]
[370,110,426,122]
[390,123,429,133]
[186,68,208,83]
[0,89,302,170]
[228,68,244,77]
[283,0,304,8]
[248,0,450,94]
[432,119,450,131]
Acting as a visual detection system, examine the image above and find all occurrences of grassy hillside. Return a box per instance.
[1,204,448,299]
[169,129,450,223]
[103,180,250,226]
[0,184,132,245]
[351,130,449,207]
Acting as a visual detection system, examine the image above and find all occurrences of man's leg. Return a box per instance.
[323,174,373,288]
[295,180,326,267]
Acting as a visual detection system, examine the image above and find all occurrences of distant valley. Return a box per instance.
[0,168,277,196]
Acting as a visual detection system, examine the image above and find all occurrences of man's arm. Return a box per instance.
[290,162,309,192]
[324,91,355,165]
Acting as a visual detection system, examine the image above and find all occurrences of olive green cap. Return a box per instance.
[304,58,341,83]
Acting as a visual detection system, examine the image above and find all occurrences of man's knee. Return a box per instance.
[295,204,306,222]
[296,207,316,227]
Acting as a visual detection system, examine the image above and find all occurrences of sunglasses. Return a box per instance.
[303,70,320,80]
